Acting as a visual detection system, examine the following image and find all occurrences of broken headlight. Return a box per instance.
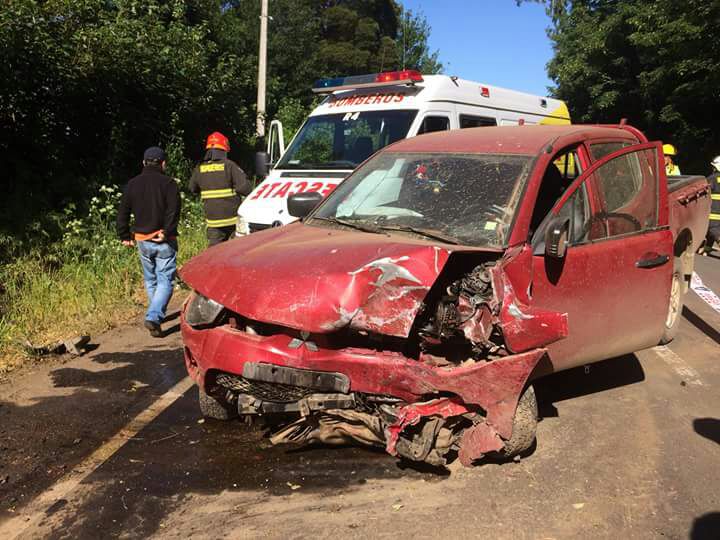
[185,292,225,327]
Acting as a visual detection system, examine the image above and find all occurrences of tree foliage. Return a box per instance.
[396,7,443,74]
[526,0,720,172]
[0,0,443,242]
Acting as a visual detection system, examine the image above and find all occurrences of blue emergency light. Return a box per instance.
[312,70,424,94]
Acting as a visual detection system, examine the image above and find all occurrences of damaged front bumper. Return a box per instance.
[182,307,546,467]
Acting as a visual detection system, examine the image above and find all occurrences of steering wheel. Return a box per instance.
[578,212,641,241]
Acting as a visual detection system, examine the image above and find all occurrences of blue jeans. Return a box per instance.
[137,240,177,323]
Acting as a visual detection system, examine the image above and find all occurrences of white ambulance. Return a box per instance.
[237,70,570,235]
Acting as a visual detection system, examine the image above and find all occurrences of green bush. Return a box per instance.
[0,182,207,371]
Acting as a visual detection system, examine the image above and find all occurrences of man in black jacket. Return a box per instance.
[189,131,251,246]
[117,146,181,337]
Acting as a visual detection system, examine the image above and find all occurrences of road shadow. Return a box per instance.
[2,346,450,538]
[0,347,187,518]
[41,384,445,538]
[161,323,181,337]
[162,310,181,324]
[691,512,720,539]
[533,354,645,419]
[693,418,720,446]
[682,306,720,347]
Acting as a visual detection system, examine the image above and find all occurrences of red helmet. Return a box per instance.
[206,131,230,151]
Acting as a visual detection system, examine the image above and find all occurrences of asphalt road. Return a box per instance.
[1,254,719,539]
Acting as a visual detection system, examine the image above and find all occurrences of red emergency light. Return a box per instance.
[313,70,424,93]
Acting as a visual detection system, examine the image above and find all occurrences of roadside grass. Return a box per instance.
[0,185,207,373]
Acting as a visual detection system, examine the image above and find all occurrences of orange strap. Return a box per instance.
[134,230,164,241]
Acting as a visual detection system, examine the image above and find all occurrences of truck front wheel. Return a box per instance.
[198,388,237,420]
[660,260,684,345]
[498,384,538,459]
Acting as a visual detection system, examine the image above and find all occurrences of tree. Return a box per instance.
[0,0,444,245]
[521,0,720,172]
[396,8,444,74]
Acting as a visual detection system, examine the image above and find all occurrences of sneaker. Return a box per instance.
[144,320,163,338]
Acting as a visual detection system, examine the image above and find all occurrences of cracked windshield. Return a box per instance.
[277,110,418,169]
[312,152,532,246]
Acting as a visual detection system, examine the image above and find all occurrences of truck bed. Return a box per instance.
[667,175,711,251]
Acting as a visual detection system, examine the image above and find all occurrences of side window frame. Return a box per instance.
[417,115,451,135]
[530,144,591,250]
[550,141,664,245]
[459,114,497,129]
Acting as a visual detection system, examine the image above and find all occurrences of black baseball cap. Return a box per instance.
[143,146,166,161]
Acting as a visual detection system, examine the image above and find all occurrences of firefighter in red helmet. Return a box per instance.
[190,132,252,246]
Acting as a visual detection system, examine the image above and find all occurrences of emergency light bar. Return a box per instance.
[312,70,424,94]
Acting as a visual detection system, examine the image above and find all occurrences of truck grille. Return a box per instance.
[215,372,314,403]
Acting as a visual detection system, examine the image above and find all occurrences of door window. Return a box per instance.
[587,148,659,240]
[418,116,450,134]
[589,141,630,161]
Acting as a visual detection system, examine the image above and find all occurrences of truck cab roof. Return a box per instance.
[388,124,642,156]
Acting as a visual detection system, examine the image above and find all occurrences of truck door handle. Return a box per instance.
[635,254,670,268]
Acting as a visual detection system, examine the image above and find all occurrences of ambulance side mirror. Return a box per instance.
[255,151,270,178]
[288,192,323,218]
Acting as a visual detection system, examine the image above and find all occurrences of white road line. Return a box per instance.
[0,376,194,539]
[652,346,704,386]
[691,272,720,316]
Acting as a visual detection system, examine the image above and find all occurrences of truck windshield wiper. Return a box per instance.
[312,216,384,234]
[376,224,461,245]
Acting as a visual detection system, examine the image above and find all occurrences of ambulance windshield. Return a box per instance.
[277,110,418,170]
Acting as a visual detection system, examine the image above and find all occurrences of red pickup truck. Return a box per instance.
[180,124,710,467]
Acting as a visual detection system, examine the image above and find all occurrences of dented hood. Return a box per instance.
[180,222,464,337]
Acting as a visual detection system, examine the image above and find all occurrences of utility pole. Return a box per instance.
[256,0,268,140]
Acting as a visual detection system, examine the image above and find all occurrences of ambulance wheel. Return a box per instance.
[498,385,538,458]
[198,388,237,420]
[660,260,684,345]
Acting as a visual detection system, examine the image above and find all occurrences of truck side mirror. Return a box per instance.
[288,192,323,218]
[544,216,570,259]
[255,151,270,178]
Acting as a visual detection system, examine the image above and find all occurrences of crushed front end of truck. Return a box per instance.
[180,225,568,467]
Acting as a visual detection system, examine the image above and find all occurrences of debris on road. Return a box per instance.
[22,335,91,357]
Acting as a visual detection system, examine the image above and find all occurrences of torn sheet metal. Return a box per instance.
[493,247,569,353]
[180,223,459,338]
[458,422,505,466]
[385,398,469,455]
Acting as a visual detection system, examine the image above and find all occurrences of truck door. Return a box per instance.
[530,142,672,370]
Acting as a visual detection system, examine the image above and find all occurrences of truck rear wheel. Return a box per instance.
[660,260,684,345]
[198,388,237,420]
[499,384,538,458]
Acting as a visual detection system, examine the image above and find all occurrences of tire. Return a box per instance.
[659,259,684,345]
[500,384,538,458]
[198,388,237,420]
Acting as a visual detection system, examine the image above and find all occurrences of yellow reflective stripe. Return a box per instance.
[711,193,720,200]
[710,213,720,221]
[206,217,238,227]
[200,188,234,200]
[200,163,225,173]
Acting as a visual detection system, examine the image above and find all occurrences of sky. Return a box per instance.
[402,0,555,96]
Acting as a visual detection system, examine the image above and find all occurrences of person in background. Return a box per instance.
[663,144,681,176]
[704,155,720,255]
[189,132,252,246]
[117,146,181,337]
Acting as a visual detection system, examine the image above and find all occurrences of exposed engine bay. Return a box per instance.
[195,255,561,467]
